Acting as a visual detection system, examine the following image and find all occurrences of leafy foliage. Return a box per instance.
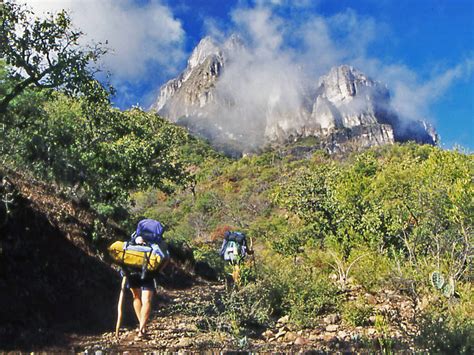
[2,93,191,206]
[0,1,109,113]
[342,298,374,326]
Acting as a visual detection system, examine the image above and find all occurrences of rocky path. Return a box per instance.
[59,280,418,353]
[67,282,230,353]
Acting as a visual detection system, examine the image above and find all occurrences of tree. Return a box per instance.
[0,1,107,114]
[15,94,191,206]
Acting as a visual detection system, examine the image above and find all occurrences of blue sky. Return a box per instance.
[26,0,473,150]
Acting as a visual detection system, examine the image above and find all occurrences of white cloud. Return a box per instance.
[23,0,186,81]
[231,7,283,55]
[205,2,472,133]
[254,0,318,8]
[375,60,474,122]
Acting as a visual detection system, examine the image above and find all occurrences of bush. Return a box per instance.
[193,242,226,277]
[342,298,374,326]
[286,277,340,327]
[351,249,393,292]
[200,281,273,337]
[416,283,473,354]
[416,311,473,354]
[260,251,340,327]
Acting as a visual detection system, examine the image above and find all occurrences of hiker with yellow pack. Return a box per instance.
[109,218,169,339]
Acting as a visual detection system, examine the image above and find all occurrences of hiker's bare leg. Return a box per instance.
[130,288,142,323]
[139,289,154,334]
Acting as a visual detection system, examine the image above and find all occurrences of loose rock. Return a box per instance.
[294,336,307,346]
[262,330,274,339]
[337,330,347,339]
[176,338,192,347]
[324,314,340,324]
[326,324,339,332]
[284,332,297,342]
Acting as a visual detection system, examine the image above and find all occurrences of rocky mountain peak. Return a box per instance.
[150,36,437,156]
[318,65,381,102]
[187,36,220,69]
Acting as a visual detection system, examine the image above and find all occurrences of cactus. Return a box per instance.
[431,271,444,290]
[431,271,455,298]
[441,276,455,298]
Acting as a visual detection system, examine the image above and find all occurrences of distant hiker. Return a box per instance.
[124,219,169,338]
[219,230,255,286]
[219,230,249,263]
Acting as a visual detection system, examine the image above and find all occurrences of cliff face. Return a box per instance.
[151,36,225,117]
[151,36,437,155]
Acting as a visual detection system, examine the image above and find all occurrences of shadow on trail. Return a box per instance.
[0,190,121,351]
[0,171,219,351]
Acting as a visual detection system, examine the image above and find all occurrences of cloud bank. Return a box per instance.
[24,0,186,81]
[209,1,472,131]
[20,0,472,128]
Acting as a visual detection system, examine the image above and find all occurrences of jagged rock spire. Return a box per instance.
[150,36,437,155]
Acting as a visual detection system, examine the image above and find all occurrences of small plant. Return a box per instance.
[0,175,16,227]
[375,313,394,354]
[91,219,107,242]
[226,257,255,288]
[236,335,249,349]
[327,250,371,291]
[430,271,455,298]
[416,309,473,354]
[197,281,272,338]
[286,278,340,327]
[343,299,373,327]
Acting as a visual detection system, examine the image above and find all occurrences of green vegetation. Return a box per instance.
[133,143,472,348]
[0,1,108,113]
[343,298,373,326]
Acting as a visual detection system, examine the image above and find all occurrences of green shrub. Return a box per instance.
[416,283,473,354]
[286,277,339,327]
[193,242,226,276]
[351,249,392,292]
[416,311,473,354]
[342,298,374,326]
[200,281,273,337]
[260,251,340,327]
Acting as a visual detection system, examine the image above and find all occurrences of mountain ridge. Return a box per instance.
[151,36,437,155]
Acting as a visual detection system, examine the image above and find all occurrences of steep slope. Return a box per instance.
[151,36,437,155]
[0,170,122,349]
[0,169,216,351]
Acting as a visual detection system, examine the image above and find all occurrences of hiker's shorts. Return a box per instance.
[127,274,155,291]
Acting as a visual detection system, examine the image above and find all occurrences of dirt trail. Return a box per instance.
[67,281,238,353]
[59,279,417,353]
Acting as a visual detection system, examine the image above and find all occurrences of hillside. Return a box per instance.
[128,142,472,353]
[0,169,122,349]
[0,141,472,353]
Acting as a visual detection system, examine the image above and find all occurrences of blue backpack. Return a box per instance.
[117,219,168,279]
[220,231,247,262]
[132,219,164,244]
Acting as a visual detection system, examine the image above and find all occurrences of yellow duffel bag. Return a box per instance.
[108,241,162,272]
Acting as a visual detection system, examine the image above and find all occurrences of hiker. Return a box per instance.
[125,219,169,339]
[219,230,255,286]
[219,230,249,262]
